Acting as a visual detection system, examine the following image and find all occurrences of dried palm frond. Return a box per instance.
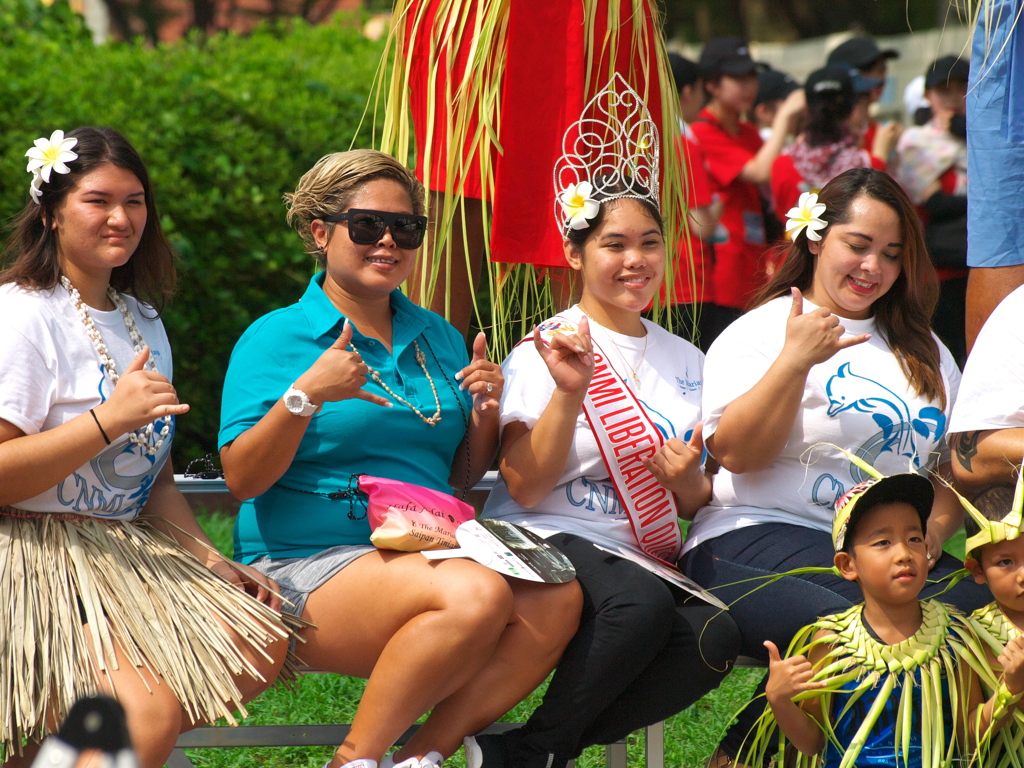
[955,603,1024,768]
[739,601,974,768]
[369,0,693,358]
[0,513,304,759]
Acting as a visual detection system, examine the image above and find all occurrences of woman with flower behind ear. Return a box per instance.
[678,167,988,768]
[0,127,298,768]
[471,77,740,768]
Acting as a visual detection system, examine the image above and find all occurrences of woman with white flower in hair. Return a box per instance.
[0,126,299,768]
[472,78,740,768]
[678,167,989,768]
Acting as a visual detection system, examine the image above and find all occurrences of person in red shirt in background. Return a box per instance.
[771,65,888,231]
[752,67,801,144]
[827,36,902,165]
[691,37,805,341]
[662,53,724,350]
[752,67,801,246]
[896,55,970,365]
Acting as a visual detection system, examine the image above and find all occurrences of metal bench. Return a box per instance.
[169,720,664,768]
[168,472,757,768]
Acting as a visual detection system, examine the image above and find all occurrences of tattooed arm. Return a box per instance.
[950,429,1024,492]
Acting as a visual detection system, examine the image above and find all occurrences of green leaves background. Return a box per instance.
[0,3,386,465]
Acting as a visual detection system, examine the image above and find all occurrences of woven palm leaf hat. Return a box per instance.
[832,473,934,551]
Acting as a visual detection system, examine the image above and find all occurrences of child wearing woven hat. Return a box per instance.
[959,482,1024,766]
[745,467,974,768]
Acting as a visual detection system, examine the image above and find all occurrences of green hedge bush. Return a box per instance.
[0,9,386,466]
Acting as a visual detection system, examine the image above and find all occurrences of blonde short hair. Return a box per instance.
[284,149,425,265]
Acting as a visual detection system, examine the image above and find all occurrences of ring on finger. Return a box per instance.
[486,382,494,393]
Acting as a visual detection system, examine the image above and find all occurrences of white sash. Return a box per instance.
[531,317,683,563]
[580,340,683,562]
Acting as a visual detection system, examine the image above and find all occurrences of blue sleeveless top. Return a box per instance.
[822,645,953,768]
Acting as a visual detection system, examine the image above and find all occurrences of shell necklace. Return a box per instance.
[61,276,172,455]
[351,339,441,426]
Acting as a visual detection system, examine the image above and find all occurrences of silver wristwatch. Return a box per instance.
[283,386,319,417]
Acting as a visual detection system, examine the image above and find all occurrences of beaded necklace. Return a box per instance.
[351,339,441,426]
[61,276,172,456]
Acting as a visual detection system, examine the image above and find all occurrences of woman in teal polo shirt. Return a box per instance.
[218,149,582,768]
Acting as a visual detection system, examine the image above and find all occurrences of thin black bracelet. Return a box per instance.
[89,408,111,445]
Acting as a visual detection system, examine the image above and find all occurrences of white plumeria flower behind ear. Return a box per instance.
[785,191,828,242]
[26,130,78,184]
[560,180,600,230]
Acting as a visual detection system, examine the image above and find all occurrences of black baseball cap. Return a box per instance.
[755,68,799,107]
[925,55,970,89]
[668,53,701,92]
[700,36,761,76]
[804,65,854,107]
[827,37,900,71]
[832,473,934,552]
[805,64,883,106]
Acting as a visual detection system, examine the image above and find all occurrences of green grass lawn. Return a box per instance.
[186,511,766,768]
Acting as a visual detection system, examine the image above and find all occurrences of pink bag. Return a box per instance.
[359,475,476,551]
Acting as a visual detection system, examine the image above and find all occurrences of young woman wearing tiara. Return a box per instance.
[0,127,296,767]
[474,77,740,768]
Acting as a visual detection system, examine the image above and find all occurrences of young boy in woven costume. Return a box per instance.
[960,482,1024,768]
[743,469,974,768]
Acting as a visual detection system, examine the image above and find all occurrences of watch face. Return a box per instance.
[285,393,306,413]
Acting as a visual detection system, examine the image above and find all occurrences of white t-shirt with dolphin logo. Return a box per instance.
[0,283,174,520]
[682,295,960,554]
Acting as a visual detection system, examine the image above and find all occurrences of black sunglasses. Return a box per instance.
[321,209,428,250]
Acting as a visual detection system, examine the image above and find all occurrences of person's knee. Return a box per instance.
[436,565,515,634]
[694,608,742,674]
[549,580,584,643]
[122,691,183,767]
[236,635,289,702]
[598,581,676,644]
[515,579,584,646]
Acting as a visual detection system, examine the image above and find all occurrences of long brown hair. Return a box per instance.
[0,127,176,314]
[753,168,944,407]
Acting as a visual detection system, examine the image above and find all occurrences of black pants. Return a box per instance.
[500,532,740,765]
[678,522,991,757]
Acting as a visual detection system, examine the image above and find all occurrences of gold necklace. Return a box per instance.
[352,339,441,426]
[578,305,648,386]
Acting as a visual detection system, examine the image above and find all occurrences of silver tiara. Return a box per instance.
[553,73,660,232]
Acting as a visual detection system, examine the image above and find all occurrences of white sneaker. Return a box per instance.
[463,736,483,768]
[330,760,378,768]
[382,752,444,768]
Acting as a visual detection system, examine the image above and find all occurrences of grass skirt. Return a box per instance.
[0,509,305,756]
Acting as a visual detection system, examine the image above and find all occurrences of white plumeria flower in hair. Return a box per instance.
[785,191,828,242]
[560,180,600,230]
[26,129,78,184]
